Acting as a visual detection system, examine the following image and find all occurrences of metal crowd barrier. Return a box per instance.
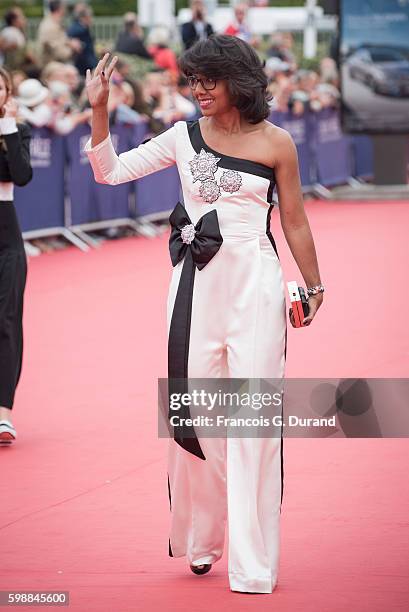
[14,112,373,251]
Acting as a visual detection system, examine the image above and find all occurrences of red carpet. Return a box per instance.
[1,200,408,611]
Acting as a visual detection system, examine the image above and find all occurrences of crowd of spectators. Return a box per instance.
[0,0,340,138]
[0,0,340,250]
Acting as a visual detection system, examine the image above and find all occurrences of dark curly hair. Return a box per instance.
[178,34,272,124]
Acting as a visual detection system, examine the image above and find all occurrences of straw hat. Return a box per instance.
[16,79,49,108]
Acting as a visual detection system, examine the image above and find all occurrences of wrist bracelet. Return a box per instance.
[307,284,325,296]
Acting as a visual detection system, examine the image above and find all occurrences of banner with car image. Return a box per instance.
[340,0,409,133]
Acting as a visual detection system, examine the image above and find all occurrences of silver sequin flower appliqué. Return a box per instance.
[220,170,242,193]
[189,148,242,204]
[199,180,221,204]
[189,148,220,183]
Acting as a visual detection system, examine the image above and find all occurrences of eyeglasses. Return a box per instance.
[187,76,217,91]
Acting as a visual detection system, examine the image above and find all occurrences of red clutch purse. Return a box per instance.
[287,281,310,327]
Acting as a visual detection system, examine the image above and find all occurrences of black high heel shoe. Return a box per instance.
[190,563,212,575]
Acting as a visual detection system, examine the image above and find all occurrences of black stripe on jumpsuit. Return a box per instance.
[266,182,286,511]
[167,201,223,461]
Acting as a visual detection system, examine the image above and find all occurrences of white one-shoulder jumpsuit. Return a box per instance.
[85,119,287,594]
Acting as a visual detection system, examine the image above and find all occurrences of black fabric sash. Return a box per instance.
[168,202,223,460]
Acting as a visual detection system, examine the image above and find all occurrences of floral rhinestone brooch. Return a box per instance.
[189,148,242,204]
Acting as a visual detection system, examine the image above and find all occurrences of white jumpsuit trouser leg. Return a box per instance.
[167,235,287,593]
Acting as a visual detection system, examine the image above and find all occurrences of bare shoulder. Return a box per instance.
[262,121,296,163]
[265,122,294,144]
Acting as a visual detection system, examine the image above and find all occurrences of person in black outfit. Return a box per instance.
[0,66,32,444]
[181,0,214,50]
[67,3,97,76]
[115,12,152,60]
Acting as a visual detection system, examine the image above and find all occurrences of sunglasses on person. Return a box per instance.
[187,76,217,91]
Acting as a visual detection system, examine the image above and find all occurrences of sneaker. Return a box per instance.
[0,420,17,444]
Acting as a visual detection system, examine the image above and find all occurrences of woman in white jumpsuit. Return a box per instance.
[84,36,324,594]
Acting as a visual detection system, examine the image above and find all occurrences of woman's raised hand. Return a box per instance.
[85,53,118,109]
